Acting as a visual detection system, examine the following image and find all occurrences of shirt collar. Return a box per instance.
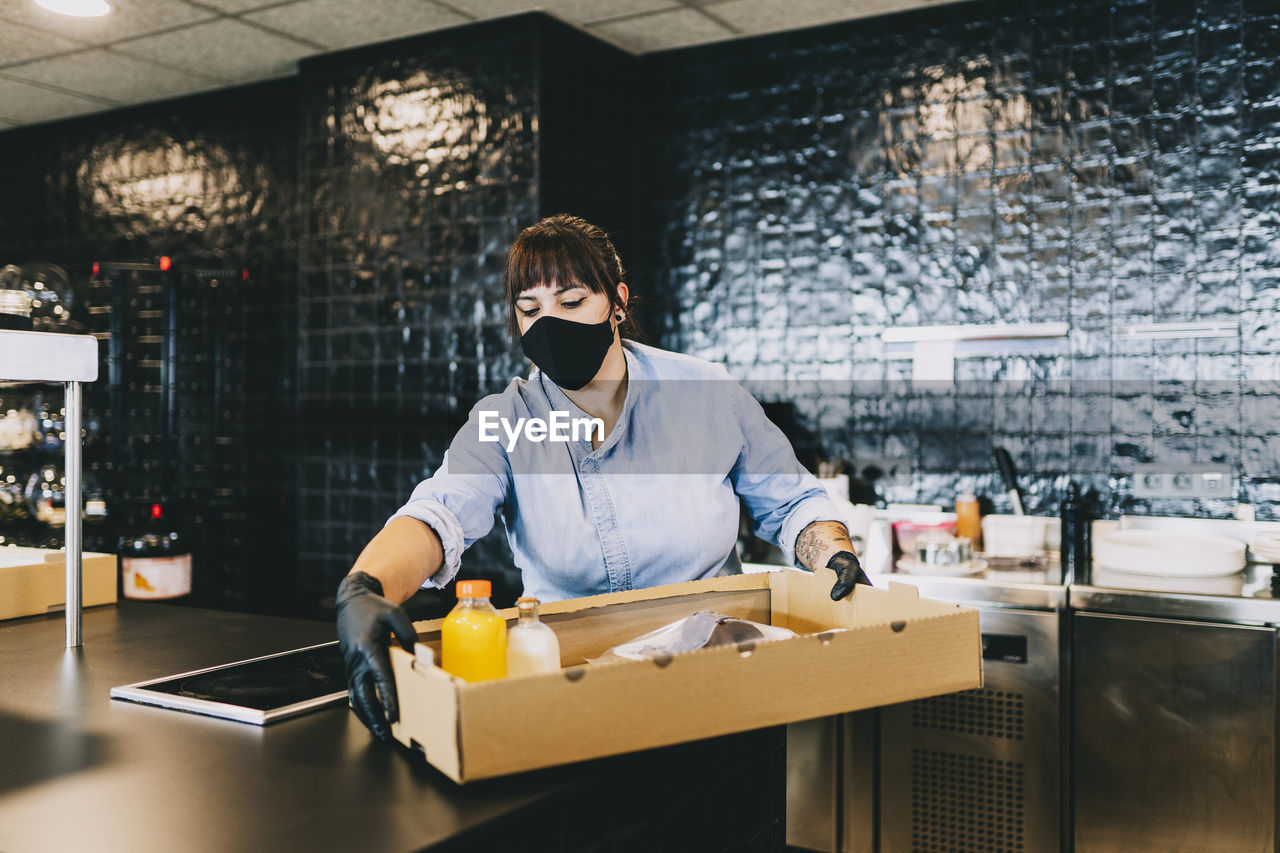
[535,342,639,457]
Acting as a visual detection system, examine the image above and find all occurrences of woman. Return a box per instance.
[337,214,869,741]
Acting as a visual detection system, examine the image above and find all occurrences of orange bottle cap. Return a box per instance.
[456,579,491,598]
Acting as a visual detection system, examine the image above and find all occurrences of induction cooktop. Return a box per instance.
[110,642,348,725]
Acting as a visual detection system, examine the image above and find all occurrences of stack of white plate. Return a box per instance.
[1253,534,1280,565]
[1091,566,1247,596]
[1093,529,1246,578]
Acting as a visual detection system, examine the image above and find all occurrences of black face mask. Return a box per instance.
[520,314,615,391]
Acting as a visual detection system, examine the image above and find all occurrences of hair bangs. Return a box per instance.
[506,226,612,300]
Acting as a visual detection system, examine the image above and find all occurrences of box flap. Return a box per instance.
[767,569,976,634]
[390,648,462,782]
[536,571,771,616]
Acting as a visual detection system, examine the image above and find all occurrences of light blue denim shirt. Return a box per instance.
[391,341,845,602]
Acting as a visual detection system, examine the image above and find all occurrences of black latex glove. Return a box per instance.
[827,550,873,601]
[336,571,418,741]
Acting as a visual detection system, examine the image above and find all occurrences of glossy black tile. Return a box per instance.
[4,2,1280,619]
[637,0,1280,518]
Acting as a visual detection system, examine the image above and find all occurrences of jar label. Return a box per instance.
[122,554,192,600]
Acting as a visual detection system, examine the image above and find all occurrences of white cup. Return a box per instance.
[845,503,876,544]
[982,515,1051,557]
[863,519,894,574]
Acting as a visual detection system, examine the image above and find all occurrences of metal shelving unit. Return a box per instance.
[0,328,99,647]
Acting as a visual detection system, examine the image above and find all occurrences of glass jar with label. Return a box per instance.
[118,503,192,601]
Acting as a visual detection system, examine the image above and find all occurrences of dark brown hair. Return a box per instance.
[504,214,639,340]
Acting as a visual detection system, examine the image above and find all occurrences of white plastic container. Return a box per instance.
[981,514,1057,557]
[506,597,560,676]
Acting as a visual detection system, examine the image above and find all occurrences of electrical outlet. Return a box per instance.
[849,457,912,488]
[1132,464,1233,499]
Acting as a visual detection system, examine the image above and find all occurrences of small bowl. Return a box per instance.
[893,520,957,556]
[915,533,974,567]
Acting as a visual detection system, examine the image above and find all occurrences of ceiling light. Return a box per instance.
[34,0,112,17]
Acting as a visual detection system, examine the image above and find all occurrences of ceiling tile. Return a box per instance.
[456,0,675,23]
[184,0,283,10]
[243,0,471,51]
[0,0,216,44]
[0,20,90,68]
[704,0,924,34]
[114,18,315,82]
[546,0,677,24]
[0,75,110,124]
[434,0,534,16]
[588,7,734,52]
[4,48,218,104]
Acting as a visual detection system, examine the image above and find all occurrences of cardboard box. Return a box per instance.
[390,568,982,783]
[0,547,117,621]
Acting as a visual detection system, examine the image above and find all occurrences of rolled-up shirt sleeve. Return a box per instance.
[389,398,512,589]
[727,381,847,567]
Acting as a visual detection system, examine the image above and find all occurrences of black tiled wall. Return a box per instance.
[3,3,1280,618]
[639,0,1280,519]
[537,27,640,276]
[294,20,539,604]
[0,83,298,612]
[293,17,636,607]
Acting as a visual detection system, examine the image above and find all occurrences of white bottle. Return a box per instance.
[506,597,561,676]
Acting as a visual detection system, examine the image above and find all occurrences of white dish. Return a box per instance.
[1091,566,1245,596]
[1093,529,1246,578]
[896,557,987,577]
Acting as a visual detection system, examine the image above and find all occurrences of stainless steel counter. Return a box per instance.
[1072,562,1280,625]
[864,561,1280,626]
[780,533,1280,853]
[867,568,1068,611]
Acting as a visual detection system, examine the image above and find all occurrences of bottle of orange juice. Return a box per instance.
[955,490,982,551]
[441,579,507,682]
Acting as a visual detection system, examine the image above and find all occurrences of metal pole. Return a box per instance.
[65,381,83,648]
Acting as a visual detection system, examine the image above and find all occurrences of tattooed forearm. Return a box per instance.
[795,520,855,571]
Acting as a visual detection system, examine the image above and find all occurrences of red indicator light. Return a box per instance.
[159,256,172,271]
[241,268,250,281]
[150,503,163,519]
[91,262,100,276]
